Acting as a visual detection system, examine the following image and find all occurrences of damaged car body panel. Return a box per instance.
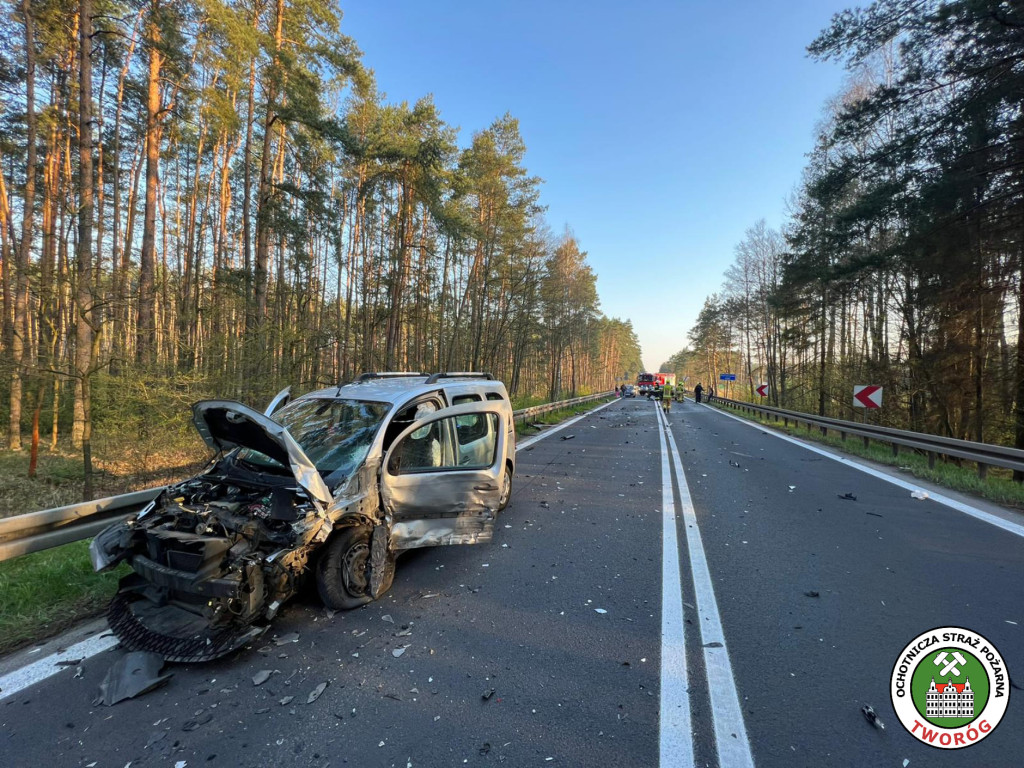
[91,375,515,662]
[191,400,332,506]
[383,404,508,550]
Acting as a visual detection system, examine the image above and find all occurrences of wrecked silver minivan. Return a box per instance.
[90,373,515,662]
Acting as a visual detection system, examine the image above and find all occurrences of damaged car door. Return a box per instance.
[383,403,509,550]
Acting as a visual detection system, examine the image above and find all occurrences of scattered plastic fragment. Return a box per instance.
[594,608,608,614]
[837,493,857,501]
[788,486,796,492]
[804,591,820,598]
[910,490,929,500]
[182,712,212,731]
[382,615,394,624]
[481,688,495,701]
[903,760,910,767]
[95,651,173,706]
[279,696,294,706]
[274,632,300,645]
[560,435,575,441]
[861,704,885,730]
[252,670,273,686]
[145,731,167,750]
[392,646,409,658]
[1007,620,1018,625]
[307,682,328,704]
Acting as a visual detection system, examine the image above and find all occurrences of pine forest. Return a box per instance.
[0,0,643,493]
[669,0,1024,463]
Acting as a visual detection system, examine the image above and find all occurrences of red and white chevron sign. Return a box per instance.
[853,385,883,409]
[756,383,768,397]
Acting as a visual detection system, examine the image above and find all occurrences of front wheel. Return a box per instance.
[316,526,395,610]
[497,464,513,511]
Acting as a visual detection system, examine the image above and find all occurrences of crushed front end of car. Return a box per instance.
[90,401,336,662]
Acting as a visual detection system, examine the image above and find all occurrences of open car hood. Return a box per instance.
[192,400,332,506]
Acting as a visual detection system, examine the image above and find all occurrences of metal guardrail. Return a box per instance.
[0,488,162,562]
[512,391,613,424]
[707,396,1024,480]
[0,391,614,563]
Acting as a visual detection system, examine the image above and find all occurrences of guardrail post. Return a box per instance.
[978,463,988,480]
[820,426,827,437]
[863,436,870,449]
[840,431,846,442]
[928,451,936,469]
[892,443,899,457]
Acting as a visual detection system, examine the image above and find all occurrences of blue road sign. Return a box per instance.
[719,373,736,381]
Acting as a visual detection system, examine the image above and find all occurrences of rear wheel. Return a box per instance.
[497,463,513,511]
[316,526,395,610]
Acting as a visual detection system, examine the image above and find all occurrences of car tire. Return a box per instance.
[316,526,395,610]
[497,463,513,512]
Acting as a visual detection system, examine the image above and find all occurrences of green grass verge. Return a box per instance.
[708,401,1024,509]
[0,395,613,657]
[0,540,128,655]
[515,396,614,437]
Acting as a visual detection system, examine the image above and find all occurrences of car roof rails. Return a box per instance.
[424,371,494,384]
[356,371,430,382]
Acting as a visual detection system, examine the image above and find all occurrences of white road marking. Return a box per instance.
[657,405,695,768]
[516,398,618,450]
[661,405,756,768]
[0,397,617,699]
[706,404,1024,539]
[0,632,119,701]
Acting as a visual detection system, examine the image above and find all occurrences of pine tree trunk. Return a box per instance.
[136,5,163,365]
[74,0,96,497]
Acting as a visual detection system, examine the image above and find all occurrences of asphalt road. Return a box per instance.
[1,398,1022,767]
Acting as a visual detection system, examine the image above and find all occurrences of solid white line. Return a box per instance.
[515,398,618,451]
[706,404,1024,540]
[657,404,695,768]
[0,632,119,701]
[662,406,756,768]
[0,397,616,698]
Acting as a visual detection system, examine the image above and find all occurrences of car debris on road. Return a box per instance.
[88,373,517,662]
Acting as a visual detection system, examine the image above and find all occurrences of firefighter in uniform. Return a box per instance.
[662,381,673,413]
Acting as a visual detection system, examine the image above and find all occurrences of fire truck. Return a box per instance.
[637,372,676,395]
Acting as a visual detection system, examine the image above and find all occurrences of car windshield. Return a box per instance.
[235,398,388,478]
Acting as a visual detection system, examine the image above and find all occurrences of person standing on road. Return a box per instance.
[694,382,703,403]
[662,381,673,413]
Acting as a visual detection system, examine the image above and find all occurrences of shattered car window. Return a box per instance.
[236,398,388,477]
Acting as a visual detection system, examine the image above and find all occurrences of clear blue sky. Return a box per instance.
[341,0,852,371]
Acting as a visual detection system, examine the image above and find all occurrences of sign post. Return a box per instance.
[719,373,735,401]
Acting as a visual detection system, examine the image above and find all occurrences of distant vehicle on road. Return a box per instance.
[90,372,515,662]
[622,384,636,398]
[637,372,676,396]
